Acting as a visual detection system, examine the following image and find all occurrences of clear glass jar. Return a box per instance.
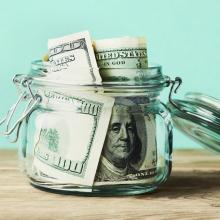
[5,61,175,196]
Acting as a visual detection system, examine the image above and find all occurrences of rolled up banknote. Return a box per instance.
[93,36,148,69]
[93,36,148,83]
[46,31,102,84]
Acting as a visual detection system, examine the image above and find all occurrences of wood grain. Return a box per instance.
[0,149,219,220]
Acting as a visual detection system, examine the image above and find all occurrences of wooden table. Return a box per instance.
[0,149,219,220]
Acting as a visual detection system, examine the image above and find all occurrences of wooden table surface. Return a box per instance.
[0,149,219,220]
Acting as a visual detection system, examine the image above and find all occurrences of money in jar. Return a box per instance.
[1,32,174,196]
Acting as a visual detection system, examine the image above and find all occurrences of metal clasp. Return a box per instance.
[0,78,41,143]
[168,77,182,108]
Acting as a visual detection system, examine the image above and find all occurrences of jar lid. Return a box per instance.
[167,91,220,154]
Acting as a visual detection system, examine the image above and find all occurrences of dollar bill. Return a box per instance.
[94,97,157,186]
[46,31,102,84]
[93,36,148,69]
[32,90,114,186]
[93,36,148,83]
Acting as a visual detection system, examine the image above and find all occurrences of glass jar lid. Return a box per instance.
[167,91,220,154]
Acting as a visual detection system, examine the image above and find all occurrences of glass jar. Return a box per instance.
[2,60,177,196]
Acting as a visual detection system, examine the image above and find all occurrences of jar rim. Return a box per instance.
[28,60,170,90]
[31,59,162,71]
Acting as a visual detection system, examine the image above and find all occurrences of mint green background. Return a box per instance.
[0,0,219,149]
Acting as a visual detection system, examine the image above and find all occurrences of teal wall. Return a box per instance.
[0,0,219,149]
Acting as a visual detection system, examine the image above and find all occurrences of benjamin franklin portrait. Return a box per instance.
[95,98,146,182]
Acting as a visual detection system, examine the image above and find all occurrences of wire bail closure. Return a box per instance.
[0,77,41,143]
[168,77,182,108]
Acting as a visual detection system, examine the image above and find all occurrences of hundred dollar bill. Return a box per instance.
[32,90,114,186]
[46,31,102,84]
[93,36,148,83]
[94,97,157,186]
[93,36,148,69]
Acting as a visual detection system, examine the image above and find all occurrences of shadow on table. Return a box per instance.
[136,170,220,199]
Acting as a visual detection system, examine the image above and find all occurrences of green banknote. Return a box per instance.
[32,90,114,186]
[94,97,157,186]
[46,31,102,84]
